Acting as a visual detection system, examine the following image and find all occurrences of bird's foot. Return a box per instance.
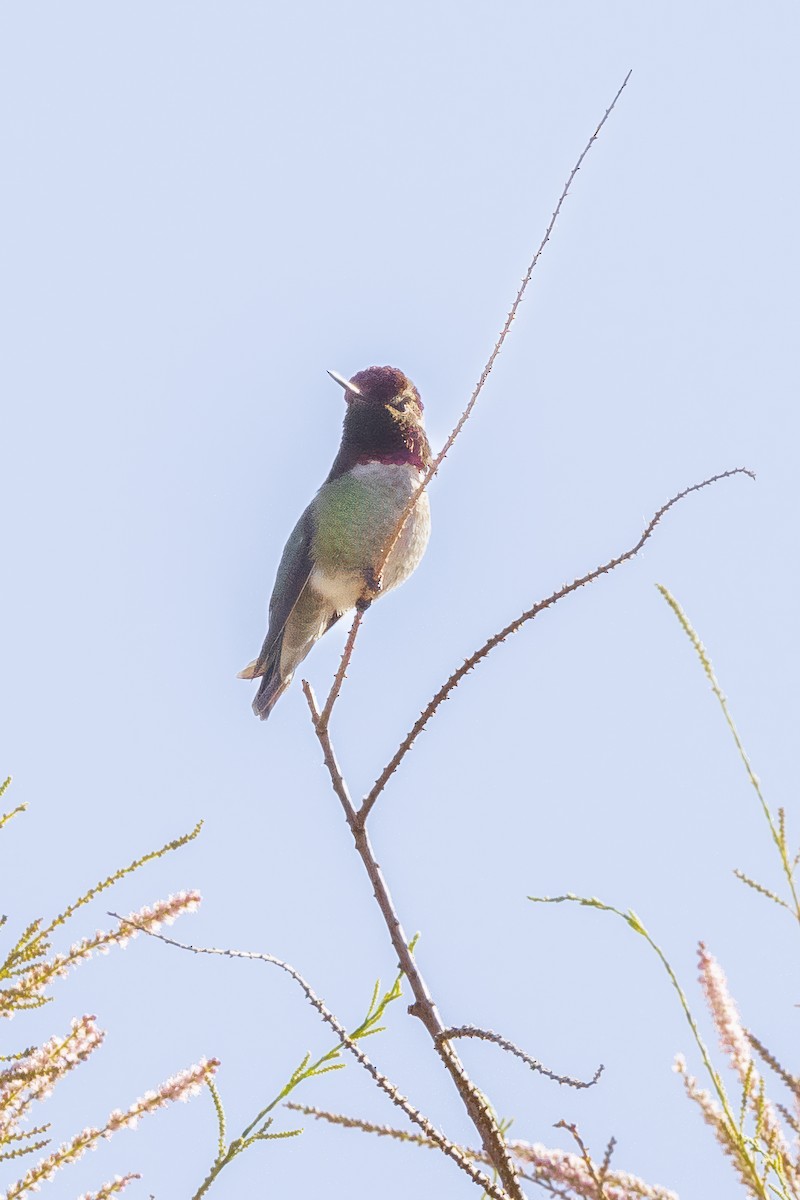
[363,567,383,598]
[356,568,382,613]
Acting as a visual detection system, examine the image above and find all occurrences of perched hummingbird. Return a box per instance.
[239,365,432,720]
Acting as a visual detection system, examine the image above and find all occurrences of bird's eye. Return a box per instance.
[389,398,407,413]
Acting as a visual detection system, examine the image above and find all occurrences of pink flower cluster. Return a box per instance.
[673,1055,747,1185]
[104,1057,220,1134]
[509,1140,678,1200]
[4,1057,218,1199]
[114,891,202,947]
[697,942,752,1078]
[76,1173,140,1200]
[3,892,201,1016]
[679,943,800,1193]
[0,1015,104,1141]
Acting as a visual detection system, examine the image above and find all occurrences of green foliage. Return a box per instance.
[0,779,24,832]
[191,959,409,1198]
[1,791,210,1198]
[0,815,203,1019]
[526,589,800,1200]
[657,585,800,924]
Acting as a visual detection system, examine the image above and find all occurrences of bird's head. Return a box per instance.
[328,366,425,432]
[326,365,431,474]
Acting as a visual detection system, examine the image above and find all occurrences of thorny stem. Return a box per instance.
[304,473,752,1190]
[303,682,525,1200]
[436,1026,603,1089]
[360,467,755,821]
[319,608,365,728]
[286,1106,680,1200]
[121,919,509,1200]
[316,69,633,732]
[300,69,753,1200]
[286,1104,541,1190]
[286,1102,476,1154]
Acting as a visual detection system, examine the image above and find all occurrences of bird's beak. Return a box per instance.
[327,369,361,397]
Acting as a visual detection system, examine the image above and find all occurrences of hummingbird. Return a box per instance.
[239,365,433,720]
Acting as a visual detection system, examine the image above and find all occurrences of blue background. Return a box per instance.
[1,3,798,1196]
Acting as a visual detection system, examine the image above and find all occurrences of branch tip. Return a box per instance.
[360,465,753,819]
[312,70,633,730]
[437,1026,603,1090]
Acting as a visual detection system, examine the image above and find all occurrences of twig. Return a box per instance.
[285,1103,563,1194]
[746,1031,800,1099]
[553,1122,608,1197]
[319,609,365,729]
[360,467,754,820]
[436,1026,603,1089]
[598,1135,616,1191]
[315,70,633,731]
[286,1105,678,1200]
[302,683,525,1200]
[283,1105,551,1194]
[286,1102,477,1154]
[108,915,510,1200]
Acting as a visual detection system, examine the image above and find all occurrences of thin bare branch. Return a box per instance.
[553,1122,606,1196]
[361,467,754,820]
[286,1102,475,1154]
[776,1102,800,1141]
[316,70,633,729]
[436,1026,603,1090]
[302,683,525,1199]
[283,1104,556,1195]
[598,1135,616,1189]
[733,869,790,910]
[285,1103,559,1195]
[318,609,366,729]
[110,915,510,1200]
[285,1101,561,1199]
[746,1031,800,1099]
[289,1105,678,1200]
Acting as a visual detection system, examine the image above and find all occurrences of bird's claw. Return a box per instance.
[357,567,383,613]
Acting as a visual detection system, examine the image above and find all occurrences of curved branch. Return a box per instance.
[360,467,755,820]
[436,1026,603,1090]
[112,917,510,1200]
[316,69,633,730]
[302,683,525,1200]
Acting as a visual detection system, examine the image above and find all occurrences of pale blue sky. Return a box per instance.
[2,3,799,1197]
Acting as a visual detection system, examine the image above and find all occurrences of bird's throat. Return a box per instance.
[355,446,427,470]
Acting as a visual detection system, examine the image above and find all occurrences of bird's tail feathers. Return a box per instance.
[239,636,291,721]
[237,658,262,680]
[240,597,330,720]
[252,669,292,721]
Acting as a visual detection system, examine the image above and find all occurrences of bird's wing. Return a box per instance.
[238,505,315,679]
